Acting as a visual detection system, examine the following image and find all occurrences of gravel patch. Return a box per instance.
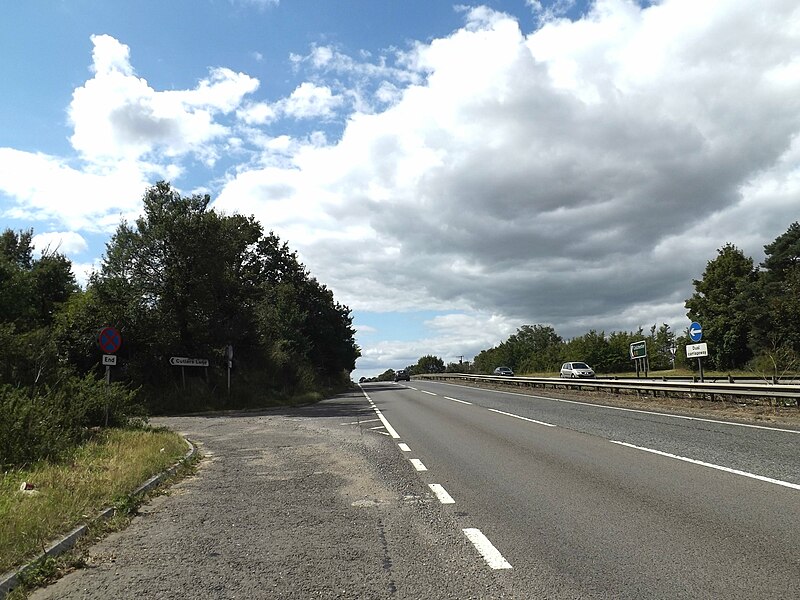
[30,391,518,599]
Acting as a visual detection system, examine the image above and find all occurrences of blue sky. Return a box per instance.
[2,1,799,379]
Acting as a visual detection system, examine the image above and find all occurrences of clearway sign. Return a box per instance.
[689,321,703,343]
[686,343,708,358]
[169,357,209,367]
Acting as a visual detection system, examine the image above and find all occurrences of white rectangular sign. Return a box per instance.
[686,342,708,358]
[102,354,117,366]
[170,357,209,367]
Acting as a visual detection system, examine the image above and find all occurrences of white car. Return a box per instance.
[560,362,595,378]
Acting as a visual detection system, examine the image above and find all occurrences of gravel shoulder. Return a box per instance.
[30,389,515,599]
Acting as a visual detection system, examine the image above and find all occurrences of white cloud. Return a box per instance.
[214,0,800,345]
[282,82,343,120]
[31,231,89,256]
[0,148,152,231]
[69,35,258,162]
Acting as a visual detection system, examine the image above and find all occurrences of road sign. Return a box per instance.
[686,342,708,358]
[102,355,117,366]
[98,327,122,354]
[689,321,703,343]
[169,357,209,367]
[629,340,647,359]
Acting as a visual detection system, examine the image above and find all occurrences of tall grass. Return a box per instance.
[0,428,187,574]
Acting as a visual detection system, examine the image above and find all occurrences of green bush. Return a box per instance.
[0,374,143,468]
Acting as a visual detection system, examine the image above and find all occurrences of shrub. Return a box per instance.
[0,374,144,468]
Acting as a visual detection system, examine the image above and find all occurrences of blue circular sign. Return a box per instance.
[689,321,703,343]
[98,327,122,354]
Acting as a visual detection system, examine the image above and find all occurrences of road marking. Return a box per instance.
[341,418,380,426]
[462,528,512,569]
[398,443,411,452]
[421,390,437,396]
[444,396,472,405]
[369,426,386,430]
[408,386,418,390]
[376,431,390,436]
[433,381,799,434]
[488,408,556,427]
[610,441,800,491]
[358,386,401,439]
[410,459,427,471]
[428,484,455,504]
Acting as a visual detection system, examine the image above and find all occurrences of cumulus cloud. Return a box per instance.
[69,35,258,162]
[215,0,800,348]
[31,231,89,256]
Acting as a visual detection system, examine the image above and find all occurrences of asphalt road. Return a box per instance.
[29,381,799,599]
[370,379,800,598]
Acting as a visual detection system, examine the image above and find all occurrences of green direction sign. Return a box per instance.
[629,340,647,359]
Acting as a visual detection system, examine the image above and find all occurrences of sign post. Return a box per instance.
[225,345,234,396]
[688,322,704,382]
[97,327,122,426]
[629,340,648,377]
[169,357,210,390]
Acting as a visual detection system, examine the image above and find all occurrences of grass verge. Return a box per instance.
[0,427,190,577]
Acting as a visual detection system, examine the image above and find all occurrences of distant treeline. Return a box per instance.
[1,182,359,467]
[380,221,800,379]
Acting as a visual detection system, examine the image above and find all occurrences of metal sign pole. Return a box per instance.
[698,357,704,383]
[105,365,110,427]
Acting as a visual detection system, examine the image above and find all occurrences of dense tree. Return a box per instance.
[757,222,800,355]
[86,182,358,408]
[406,355,445,375]
[685,244,759,370]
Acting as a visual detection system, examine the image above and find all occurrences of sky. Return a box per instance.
[1,0,799,380]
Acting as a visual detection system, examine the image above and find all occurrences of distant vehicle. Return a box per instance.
[394,369,410,382]
[560,362,595,378]
[493,366,514,376]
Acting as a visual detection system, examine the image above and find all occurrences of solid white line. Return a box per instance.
[610,440,800,491]
[410,459,428,471]
[369,426,386,430]
[376,431,391,436]
[372,408,401,439]
[398,443,411,452]
[462,528,512,569]
[429,381,799,434]
[444,396,472,405]
[428,484,455,504]
[421,390,437,396]
[358,385,401,439]
[488,408,556,427]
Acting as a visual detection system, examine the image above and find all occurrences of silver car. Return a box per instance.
[560,362,595,378]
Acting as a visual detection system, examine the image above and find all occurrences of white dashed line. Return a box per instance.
[398,443,411,452]
[488,408,555,427]
[610,441,800,491]
[410,459,428,471]
[435,381,799,434]
[428,484,455,504]
[421,390,437,396]
[444,396,472,405]
[462,528,512,569]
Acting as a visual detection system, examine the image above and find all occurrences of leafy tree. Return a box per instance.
[685,244,759,369]
[89,182,358,408]
[756,222,800,354]
[415,355,445,374]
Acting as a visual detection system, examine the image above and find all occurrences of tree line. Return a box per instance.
[1,182,360,467]
[393,221,800,378]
